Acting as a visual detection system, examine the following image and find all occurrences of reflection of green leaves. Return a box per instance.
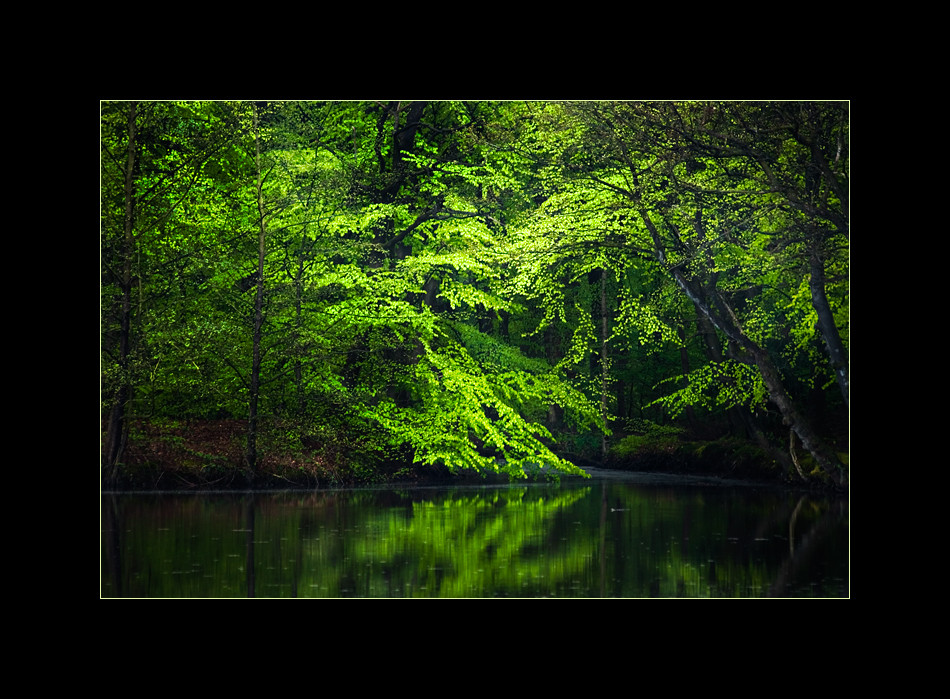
[102,487,847,598]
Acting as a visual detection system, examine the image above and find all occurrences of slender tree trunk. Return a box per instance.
[599,267,609,461]
[545,324,564,430]
[615,374,627,423]
[104,101,137,484]
[294,250,305,415]
[246,105,267,474]
[676,324,699,432]
[809,250,849,409]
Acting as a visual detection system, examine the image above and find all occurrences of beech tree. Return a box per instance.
[322,100,602,478]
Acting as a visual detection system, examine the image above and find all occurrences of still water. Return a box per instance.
[100,470,848,598]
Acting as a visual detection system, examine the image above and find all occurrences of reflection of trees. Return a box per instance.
[767,498,848,597]
[100,487,848,598]
[595,486,847,597]
[101,495,123,597]
[314,486,593,598]
[245,497,255,598]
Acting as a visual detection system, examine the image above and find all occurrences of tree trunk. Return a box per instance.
[294,250,305,415]
[809,250,849,409]
[748,346,845,487]
[676,324,699,432]
[695,311,784,467]
[599,267,609,461]
[545,324,564,431]
[104,101,137,484]
[637,205,846,488]
[245,104,267,474]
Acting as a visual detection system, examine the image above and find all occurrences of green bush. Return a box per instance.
[610,419,684,458]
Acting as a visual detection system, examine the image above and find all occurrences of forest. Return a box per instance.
[100,100,849,491]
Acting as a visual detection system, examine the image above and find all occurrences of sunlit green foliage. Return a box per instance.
[650,360,769,418]
[101,100,848,485]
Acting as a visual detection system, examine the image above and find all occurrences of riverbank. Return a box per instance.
[103,418,843,492]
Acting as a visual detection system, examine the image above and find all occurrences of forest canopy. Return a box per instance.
[100,100,849,489]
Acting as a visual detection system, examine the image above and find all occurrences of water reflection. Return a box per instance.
[100,478,848,598]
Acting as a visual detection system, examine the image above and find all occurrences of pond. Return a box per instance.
[100,469,849,598]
